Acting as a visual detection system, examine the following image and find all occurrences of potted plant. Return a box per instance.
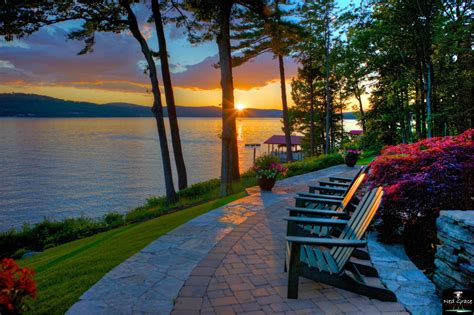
[253,155,287,191]
[344,149,361,167]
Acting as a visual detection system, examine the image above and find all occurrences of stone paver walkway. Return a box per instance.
[68,165,354,314]
[171,178,409,315]
[67,165,439,315]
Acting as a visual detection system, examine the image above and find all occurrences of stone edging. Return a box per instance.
[368,232,442,315]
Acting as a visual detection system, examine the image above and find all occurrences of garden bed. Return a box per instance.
[367,129,473,272]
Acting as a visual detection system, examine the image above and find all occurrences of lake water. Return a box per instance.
[0,117,359,231]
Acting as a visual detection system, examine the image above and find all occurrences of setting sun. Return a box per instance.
[236,103,245,111]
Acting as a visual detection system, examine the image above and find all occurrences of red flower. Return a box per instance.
[0,258,36,314]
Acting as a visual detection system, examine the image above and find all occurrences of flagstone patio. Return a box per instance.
[68,165,440,315]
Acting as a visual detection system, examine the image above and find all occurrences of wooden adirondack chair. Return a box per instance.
[288,173,369,261]
[304,166,365,198]
[285,188,397,301]
[294,172,366,212]
[294,167,367,212]
[287,172,366,237]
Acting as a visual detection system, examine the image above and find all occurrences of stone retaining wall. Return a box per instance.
[433,210,473,291]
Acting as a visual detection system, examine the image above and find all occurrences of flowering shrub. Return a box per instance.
[368,129,474,269]
[253,155,287,179]
[0,258,36,314]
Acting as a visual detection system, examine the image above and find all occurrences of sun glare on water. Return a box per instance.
[236,103,245,111]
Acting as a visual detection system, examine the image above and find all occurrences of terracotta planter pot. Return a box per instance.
[344,155,358,167]
[258,176,276,191]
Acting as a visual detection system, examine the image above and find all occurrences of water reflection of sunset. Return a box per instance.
[0,118,284,230]
[237,123,245,172]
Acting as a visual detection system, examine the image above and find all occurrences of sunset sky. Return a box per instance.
[0,1,361,110]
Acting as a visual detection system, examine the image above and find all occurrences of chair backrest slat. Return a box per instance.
[339,166,364,196]
[340,173,366,208]
[331,189,375,263]
[330,187,383,270]
[337,188,382,266]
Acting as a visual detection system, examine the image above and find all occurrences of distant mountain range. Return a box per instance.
[0,93,357,119]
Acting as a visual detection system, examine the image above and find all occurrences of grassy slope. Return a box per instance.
[20,192,246,315]
[357,156,376,165]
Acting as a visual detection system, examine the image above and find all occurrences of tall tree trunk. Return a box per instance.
[340,106,344,139]
[453,3,473,131]
[426,61,433,138]
[151,0,187,190]
[419,63,427,137]
[354,86,365,132]
[121,0,176,202]
[324,13,331,154]
[421,103,427,137]
[415,82,422,139]
[404,88,412,142]
[417,0,434,138]
[217,4,240,196]
[320,123,325,154]
[398,90,407,144]
[278,54,293,162]
[330,117,335,151]
[309,77,315,156]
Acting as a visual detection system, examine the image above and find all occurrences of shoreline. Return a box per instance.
[0,154,344,259]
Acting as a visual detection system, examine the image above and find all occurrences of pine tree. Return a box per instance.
[151,0,188,190]
[232,0,303,161]
[292,0,339,154]
[183,0,267,195]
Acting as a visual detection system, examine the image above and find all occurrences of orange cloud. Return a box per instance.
[0,25,300,109]
[173,53,298,91]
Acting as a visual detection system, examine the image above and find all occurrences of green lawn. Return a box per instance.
[20,192,246,315]
[357,155,376,165]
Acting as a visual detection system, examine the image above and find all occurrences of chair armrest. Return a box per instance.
[319,180,350,187]
[298,192,344,200]
[287,207,349,218]
[284,216,348,226]
[328,176,353,182]
[308,185,347,193]
[306,193,344,200]
[286,236,367,248]
[295,195,342,205]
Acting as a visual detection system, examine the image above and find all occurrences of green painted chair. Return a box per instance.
[288,172,369,260]
[302,166,366,200]
[284,187,397,301]
[293,172,366,215]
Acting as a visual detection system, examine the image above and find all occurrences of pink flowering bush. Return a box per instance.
[368,129,474,269]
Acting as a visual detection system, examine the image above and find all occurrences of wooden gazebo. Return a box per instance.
[263,135,303,162]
